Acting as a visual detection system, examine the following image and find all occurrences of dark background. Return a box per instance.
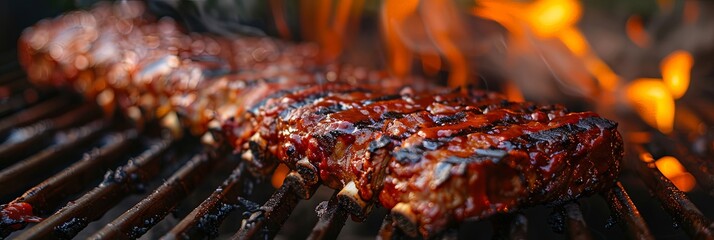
[0,1,79,55]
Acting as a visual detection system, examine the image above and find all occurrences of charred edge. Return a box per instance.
[501,116,613,154]
[363,93,402,105]
[244,135,277,175]
[368,136,393,153]
[337,181,370,220]
[392,102,561,164]
[296,158,318,185]
[284,172,317,199]
[277,87,370,119]
[247,88,302,116]
[432,111,467,125]
[391,203,419,238]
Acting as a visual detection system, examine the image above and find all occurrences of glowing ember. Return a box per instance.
[626,78,675,134]
[661,50,693,99]
[272,164,290,188]
[655,156,696,192]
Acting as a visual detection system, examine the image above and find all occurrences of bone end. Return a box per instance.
[296,157,318,185]
[337,181,370,220]
[391,202,419,237]
[284,172,316,199]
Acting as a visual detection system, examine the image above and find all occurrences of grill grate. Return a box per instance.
[1,58,713,239]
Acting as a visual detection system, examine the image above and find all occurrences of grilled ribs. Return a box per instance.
[17,3,624,238]
[227,82,622,236]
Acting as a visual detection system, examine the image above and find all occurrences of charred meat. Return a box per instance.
[18,3,623,237]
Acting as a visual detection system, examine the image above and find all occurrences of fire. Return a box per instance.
[380,0,418,78]
[380,0,470,87]
[661,50,693,99]
[503,81,525,102]
[626,78,675,134]
[298,0,364,63]
[655,156,696,192]
[420,0,469,88]
[473,0,620,92]
[526,0,581,38]
[625,50,693,133]
[272,164,290,188]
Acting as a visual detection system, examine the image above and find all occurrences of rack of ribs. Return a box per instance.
[18,2,623,237]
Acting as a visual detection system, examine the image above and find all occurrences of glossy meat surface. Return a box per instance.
[18,3,624,237]
[227,83,623,236]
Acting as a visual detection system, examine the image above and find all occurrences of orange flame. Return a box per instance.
[655,156,696,192]
[380,0,418,77]
[272,164,290,188]
[626,78,675,134]
[420,53,442,76]
[473,0,620,93]
[420,0,469,88]
[661,50,693,99]
[269,0,292,40]
[626,50,693,133]
[526,0,581,38]
[300,0,364,63]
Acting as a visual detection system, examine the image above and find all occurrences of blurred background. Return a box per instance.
[3,0,712,109]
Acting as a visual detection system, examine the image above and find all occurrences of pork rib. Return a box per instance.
[226,82,622,236]
[17,3,624,238]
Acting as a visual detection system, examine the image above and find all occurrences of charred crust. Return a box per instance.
[394,147,425,164]
[432,112,467,125]
[368,136,393,153]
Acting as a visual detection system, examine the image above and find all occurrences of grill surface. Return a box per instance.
[1,54,713,240]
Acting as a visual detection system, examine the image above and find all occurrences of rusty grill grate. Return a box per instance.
[1,55,713,240]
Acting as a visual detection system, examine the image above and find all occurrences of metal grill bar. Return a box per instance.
[307,191,348,240]
[651,132,714,197]
[12,135,175,239]
[0,119,109,200]
[633,144,714,239]
[0,95,75,138]
[0,120,53,168]
[163,162,248,239]
[0,69,24,85]
[0,88,54,118]
[13,130,139,213]
[0,80,32,98]
[232,177,315,239]
[563,203,593,240]
[90,153,217,239]
[0,102,102,167]
[604,182,654,240]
